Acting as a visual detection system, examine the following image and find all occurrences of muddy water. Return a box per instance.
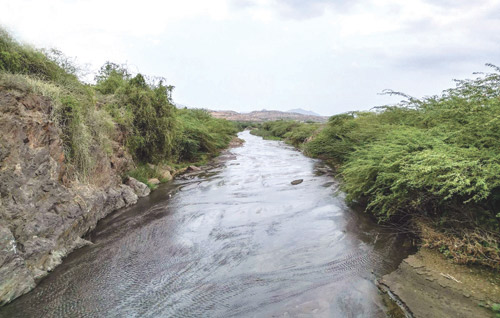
[0,131,413,318]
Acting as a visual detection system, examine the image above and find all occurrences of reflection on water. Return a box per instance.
[0,131,413,318]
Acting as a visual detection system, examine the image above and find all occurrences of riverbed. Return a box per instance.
[0,131,413,317]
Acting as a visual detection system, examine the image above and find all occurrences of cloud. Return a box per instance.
[230,0,358,20]
[0,0,499,115]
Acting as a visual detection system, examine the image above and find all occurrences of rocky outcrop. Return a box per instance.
[379,248,500,318]
[126,177,151,197]
[0,88,143,305]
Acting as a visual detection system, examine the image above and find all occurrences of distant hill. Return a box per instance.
[287,108,321,116]
[209,109,328,123]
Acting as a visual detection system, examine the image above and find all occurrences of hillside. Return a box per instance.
[209,109,328,123]
[287,108,321,116]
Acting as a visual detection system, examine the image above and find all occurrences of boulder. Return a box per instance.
[148,178,161,186]
[126,177,151,197]
[162,165,174,173]
[291,179,303,185]
[161,170,172,181]
[187,165,201,172]
[120,185,139,205]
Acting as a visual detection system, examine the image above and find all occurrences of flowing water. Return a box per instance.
[0,131,414,318]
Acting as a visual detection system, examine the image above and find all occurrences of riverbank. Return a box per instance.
[0,30,241,306]
[0,86,240,305]
[379,248,500,318]
[0,131,416,317]
[249,129,500,317]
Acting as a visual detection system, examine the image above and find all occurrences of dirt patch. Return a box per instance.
[228,136,245,148]
[379,248,500,318]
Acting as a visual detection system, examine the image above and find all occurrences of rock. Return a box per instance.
[120,185,138,205]
[172,167,187,177]
[379,248,498,318]
[291,179,303,185]
[148,178,161,186]
[160,170,172,181]
[0,88,140,305]
[126,177,151,197]
[0,223,35,306]
[166,165,174,173]
[147,163,156,170]
[187,165,201,172]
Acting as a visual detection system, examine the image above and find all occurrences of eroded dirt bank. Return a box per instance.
[379,248,500,318]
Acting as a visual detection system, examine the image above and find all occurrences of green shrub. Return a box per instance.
[95,62,129,94]
[115,74,177,163]
[250,120,317,144]
[248,66,500,267]
[0,28,80,86]
[127,164,161,189]
[283,123,320,146]
[175,108,237,162]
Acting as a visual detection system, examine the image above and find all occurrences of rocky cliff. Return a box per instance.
[0,87,144,305]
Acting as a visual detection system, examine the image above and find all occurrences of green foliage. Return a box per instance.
[119,74,177,163]
[249,67,500,267]
[95,62,129,94]
[251,120,320,146]
[175,108,237,162]
[95,64,237,165]
[492,303,500,317]
[127,164,161,189]
[1,30,237,183]
[282,123,319,146]
[250,127,282,140]
[337,67,500,229]
[232,121,255,131]
[0,28,80,86]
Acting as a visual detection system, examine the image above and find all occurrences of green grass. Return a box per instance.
[0,29,238,184]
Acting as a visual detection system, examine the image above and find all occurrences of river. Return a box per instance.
[0,131,413,317]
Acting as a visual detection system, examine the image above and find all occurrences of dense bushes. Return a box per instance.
[175,108,237,162]
[94,62,237,164]
[251,120,320,146]
[252,66,500,268]
[0,29,81,87]
[119,74,177,163]
[0,30,237,182]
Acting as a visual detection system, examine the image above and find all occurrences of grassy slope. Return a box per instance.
[0,30,238,187]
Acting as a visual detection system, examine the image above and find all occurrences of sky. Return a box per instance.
[1,0,499,116]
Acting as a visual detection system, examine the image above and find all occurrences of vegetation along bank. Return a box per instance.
[251,66,500,316]
[0,29,239,305]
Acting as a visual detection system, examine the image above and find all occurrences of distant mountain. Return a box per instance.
[209,109,328,123]
[287,108,321,116]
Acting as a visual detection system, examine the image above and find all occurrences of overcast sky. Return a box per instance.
[1,0,499,115]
